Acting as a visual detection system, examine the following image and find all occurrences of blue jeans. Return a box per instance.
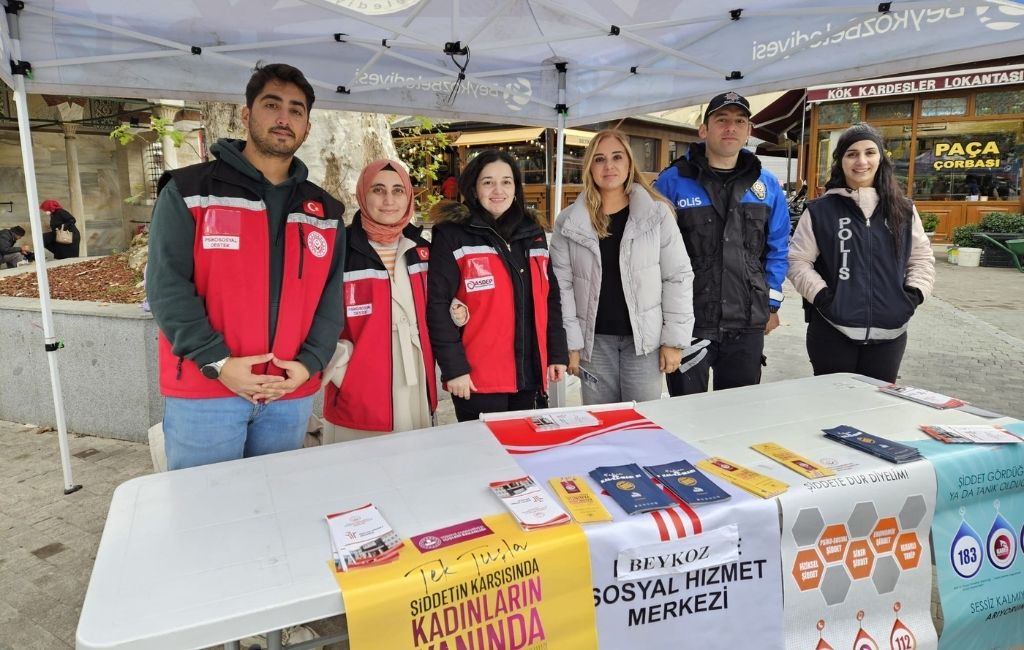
[163,395,313,470]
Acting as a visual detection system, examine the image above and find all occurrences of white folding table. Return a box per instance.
[76,374,1011,649]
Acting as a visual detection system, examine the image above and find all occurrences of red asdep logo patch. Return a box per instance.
[304,200,324,217]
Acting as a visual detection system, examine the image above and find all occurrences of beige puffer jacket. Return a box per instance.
[549,184,694,361]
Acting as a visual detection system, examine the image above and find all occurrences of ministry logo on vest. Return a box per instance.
[307,231,329,258]
[465,276,495,292]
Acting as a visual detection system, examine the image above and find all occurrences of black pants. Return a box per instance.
[666,330,764,396]
[805,312,907,383]
[452,389,538,422]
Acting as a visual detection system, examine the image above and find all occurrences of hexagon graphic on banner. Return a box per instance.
[818,524,850,564]
[793,508,826,546]
[848,502,878,539]
[895,532,923,570]
[845,539,875,580]
[871,555,901,594]
[869,517,899,554]
[821,564,852,605]
[793,548,825,591]
[899,495,928,529]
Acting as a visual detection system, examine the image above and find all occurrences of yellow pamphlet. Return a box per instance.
[549,475,613,523]
[696,456,788,498]
[751,442,836,479]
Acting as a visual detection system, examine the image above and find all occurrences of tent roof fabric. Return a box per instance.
[5,2,1024,128]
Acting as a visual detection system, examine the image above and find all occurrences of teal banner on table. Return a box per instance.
[914,423,1024,650]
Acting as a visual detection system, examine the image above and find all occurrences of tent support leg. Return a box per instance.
[9,13,81,494]
[549,64,568,409]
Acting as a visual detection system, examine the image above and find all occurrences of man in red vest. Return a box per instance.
[146,63,346,470]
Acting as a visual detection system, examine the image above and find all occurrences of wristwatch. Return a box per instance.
[200,356,230,379]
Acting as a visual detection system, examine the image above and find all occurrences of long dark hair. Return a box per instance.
[458,150,531,229]
[825,123,912,254]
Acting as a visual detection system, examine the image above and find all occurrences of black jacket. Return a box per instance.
[654,144,790,339]
[0,229,22,257]
[426,201,567,393]
[45,208,81,259]
[805,193,916,342]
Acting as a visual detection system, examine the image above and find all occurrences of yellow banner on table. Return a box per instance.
[334,513,598,650]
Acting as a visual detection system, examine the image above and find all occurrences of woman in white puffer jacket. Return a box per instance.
[550,129,695,405]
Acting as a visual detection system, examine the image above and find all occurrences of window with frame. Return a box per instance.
[143,141,164,202]
[865,100,913,121]
[975,89,1024,116]
[920,96,968,118]
[817,101,861,125]
[668,140,689,163]
[628,136,659,173]
[912,120,1021,201]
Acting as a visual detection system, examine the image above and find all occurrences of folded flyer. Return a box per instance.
[489,476,571,530]
[823,425,922,463]
[880,384,965,409]
[529,410,601,432]
[696,457,788,499]
[548,475,613,523]
[751,442,836,479]
[920,424,1022,444]
[589,463,675,515]
[644,459,731,505]
[325,503,403,572]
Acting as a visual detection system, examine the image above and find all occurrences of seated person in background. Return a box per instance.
[0,225,31,268]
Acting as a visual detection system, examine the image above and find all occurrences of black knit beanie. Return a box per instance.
[831,122,886,165]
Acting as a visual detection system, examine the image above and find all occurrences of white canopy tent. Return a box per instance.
[4,0,1024,491]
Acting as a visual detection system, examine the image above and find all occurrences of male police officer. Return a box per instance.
[654,92,789,395]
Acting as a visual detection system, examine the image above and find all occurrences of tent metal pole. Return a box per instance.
[8,13,81,495]
[799,97,808,187]
[550,64,567,408]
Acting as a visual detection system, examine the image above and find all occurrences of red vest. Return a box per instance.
[157,165,342,399]
[452,241,552,393]
[323,234,437,431]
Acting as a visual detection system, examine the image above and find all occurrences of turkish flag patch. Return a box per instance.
[416,247,430,260]
[304,200,324,217]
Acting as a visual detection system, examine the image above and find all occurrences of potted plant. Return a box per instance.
[976,212,1024,267]
[919,212,939,239]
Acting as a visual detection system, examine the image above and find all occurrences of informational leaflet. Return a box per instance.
[778,457,938,649]
[334,513,598,650]
[912,423,1024,650]
[485,408,783,650]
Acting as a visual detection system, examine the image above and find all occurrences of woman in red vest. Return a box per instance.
[321,160,437,441]
[427,150,568,422]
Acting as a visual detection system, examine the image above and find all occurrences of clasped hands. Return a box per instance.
[217,353,309,404]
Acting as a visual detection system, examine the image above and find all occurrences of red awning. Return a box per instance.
[752,89,806,144]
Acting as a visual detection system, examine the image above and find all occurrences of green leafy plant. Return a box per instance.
[918,212,940,232]
[393,116,451,214]
[978,212,1024,234]
[951,223,980,248]
[110,116,184,147]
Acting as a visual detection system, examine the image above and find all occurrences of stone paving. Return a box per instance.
[1,248,1022,649]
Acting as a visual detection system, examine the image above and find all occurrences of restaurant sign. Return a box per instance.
[807,65,1024,103]
[931,141,1004,170]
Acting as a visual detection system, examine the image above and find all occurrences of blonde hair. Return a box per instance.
[580,129,672,238]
